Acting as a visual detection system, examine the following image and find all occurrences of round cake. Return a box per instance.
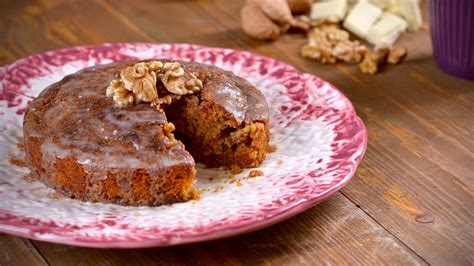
[23,60,270,206]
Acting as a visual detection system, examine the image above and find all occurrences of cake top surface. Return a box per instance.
[24,60,269,170]
[183,62,269,123]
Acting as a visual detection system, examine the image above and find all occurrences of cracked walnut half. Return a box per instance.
[106,61,203,108]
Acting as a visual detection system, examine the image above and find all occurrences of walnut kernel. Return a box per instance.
[302,26,368,64]
[159,62,203,95]
[333,41,368,63]
[146,60,164,71]
[120,62,158,102]
[387,47,407,64]
[301,43,337,64]
[106,60,203,107]
[163,122,177,148]
[150,94,182,112]
[113,88,134,107]
[107,80,134,107]
[359,54,379,74]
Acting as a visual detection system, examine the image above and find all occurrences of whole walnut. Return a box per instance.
[241,0,312,40]
[241,1,280,40]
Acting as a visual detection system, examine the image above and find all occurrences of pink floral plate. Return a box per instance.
[0,43,367,248]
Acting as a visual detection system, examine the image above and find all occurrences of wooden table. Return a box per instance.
[1,0,473,265]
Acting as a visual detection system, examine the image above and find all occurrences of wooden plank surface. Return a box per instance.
[0,0,473,265]
[0,234,48,266]
[31,194,425,266]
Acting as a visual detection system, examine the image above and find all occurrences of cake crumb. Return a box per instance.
[17,140,25,152]
[236,179,242,186]
[47,191,63,200]
[267,144,277,153]
[277,159,283,165]
[213,186,222,192]
[230,164,243,174]
[10,157,26,167]
[189,188,201,200]
[208,176,214,182]
[229,175,236,184]
[248,170,264,178]
[23,172,36,183]
[198,187,211,193]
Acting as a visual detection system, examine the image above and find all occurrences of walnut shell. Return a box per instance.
[241,1,280,40]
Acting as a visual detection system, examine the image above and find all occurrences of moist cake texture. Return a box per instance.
[23,60,270,206]
[166,62,269,168]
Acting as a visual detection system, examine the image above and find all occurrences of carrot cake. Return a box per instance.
[23,60,270,206]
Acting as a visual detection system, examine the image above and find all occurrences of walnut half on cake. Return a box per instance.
[23,60,270,206]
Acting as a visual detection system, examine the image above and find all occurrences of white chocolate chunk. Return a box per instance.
[369,0,398,10]
[367,13,408,45]
[343,1,382,38]
[389,0,422,31]
[310,0,348,23]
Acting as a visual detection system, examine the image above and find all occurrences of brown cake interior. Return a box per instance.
[166,96,269,168]
[166,62,269,168]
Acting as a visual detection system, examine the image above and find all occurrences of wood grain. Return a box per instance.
[0,234,48,266]
[31,194,425,266]
[0,0,473,265]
